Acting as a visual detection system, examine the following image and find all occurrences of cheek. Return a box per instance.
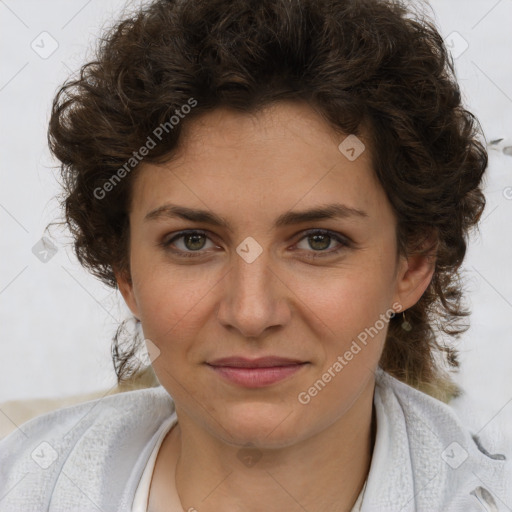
[293,261,394,327]
[289,261,396,377]
[130,256,218,349]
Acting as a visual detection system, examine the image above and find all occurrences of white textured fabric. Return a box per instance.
[0,367,510,512]
[363,370,511,511]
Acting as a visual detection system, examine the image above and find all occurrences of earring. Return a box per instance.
[401,310,412,331]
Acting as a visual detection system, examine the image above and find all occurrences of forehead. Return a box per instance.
[130,102,388,225]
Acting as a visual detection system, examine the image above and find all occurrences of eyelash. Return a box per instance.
[160,229,352,259]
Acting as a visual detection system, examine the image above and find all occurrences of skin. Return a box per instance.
[116,101,435,512]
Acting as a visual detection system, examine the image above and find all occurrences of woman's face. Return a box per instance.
[117,101,433,448]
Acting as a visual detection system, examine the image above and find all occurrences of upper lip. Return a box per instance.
[207,357,306,368]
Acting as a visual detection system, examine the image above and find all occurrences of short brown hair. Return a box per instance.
[48,0,487,401]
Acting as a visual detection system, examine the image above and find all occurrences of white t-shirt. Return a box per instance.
[131,416,366,512]
[132,414,180,511]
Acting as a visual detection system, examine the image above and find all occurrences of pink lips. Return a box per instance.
[207,357,307,388]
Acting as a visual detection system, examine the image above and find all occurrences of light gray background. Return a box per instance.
[1,1,511,433]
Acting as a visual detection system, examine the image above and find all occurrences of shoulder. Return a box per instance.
[0,386,175,512]
[373,368,512,511]
[375,367,512,456]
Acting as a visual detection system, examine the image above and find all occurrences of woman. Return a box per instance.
[1,0,510,510]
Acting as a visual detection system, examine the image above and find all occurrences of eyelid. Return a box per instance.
[298,228,351,245]
[294,228,352,257]
[160,229,219,255]
[161,228,352,257]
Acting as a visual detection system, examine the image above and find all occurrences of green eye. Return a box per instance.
[161,230,217,258]
[161,228,351,259]
[295,229,351,258]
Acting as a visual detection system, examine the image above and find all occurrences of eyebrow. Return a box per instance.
[144,202,368,231]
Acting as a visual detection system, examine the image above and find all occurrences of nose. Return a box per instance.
[215,246,291,339]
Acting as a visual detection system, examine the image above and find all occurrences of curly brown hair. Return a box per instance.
[47,0,487,401]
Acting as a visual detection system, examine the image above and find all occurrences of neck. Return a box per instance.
[157,377,377,512]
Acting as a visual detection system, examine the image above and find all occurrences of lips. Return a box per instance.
[207,356,306,368]
[206,356,308,388]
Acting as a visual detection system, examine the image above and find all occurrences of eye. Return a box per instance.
[161,230,218,257]
[160,228,351,259]
[294,229,351,258]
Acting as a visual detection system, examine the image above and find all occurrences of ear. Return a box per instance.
[114,266,140,319]
[392,232,437,311]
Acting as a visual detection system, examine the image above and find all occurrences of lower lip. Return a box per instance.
[208,364,307,388]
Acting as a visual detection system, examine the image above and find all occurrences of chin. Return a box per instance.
[217,403,306,449]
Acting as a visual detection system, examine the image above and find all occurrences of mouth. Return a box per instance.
[206,357,308,388]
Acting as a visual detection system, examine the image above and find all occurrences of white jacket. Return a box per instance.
[0,367,510,511]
